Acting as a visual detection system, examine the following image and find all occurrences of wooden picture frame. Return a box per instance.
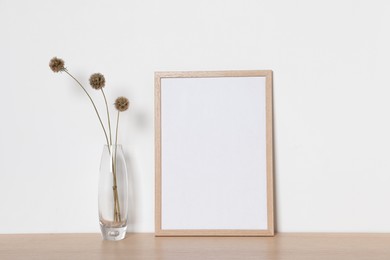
[155,70,274,236]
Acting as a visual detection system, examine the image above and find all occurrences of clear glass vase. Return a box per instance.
[98,145,128,240]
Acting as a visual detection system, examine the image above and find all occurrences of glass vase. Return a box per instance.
[98,144,128,240]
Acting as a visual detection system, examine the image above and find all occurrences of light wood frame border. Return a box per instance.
[155,70,274,237]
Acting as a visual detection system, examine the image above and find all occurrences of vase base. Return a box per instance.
[100,225,127,241]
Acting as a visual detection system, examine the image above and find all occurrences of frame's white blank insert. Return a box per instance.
[161,76,268,231]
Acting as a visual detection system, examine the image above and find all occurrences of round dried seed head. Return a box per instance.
[89,73,106,90]
[49,57,65,73]
[115,96,129,112]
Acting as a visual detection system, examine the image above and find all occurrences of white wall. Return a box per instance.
[1,0,390,233]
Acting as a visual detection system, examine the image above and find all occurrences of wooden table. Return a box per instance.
[1,233,389,259]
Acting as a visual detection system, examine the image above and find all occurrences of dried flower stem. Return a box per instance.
[100,87,119,221]
[64,70,110,147]
[111,175,120,222]
[101,89,112,146]
[113,110,122,221]
[111,166,120,222]
[109,149,118,222]
[115,110,120,158]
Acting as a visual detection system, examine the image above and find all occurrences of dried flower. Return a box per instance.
[115,97,129,112]
[49,57,65,72]
[50,58,129,225]
[89,73,106,90]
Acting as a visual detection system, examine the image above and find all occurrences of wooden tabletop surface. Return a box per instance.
[1,233,390,260]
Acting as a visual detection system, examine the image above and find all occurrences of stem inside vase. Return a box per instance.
[99,144,128,240]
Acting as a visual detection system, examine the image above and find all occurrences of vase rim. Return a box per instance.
[104,144,123,147]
